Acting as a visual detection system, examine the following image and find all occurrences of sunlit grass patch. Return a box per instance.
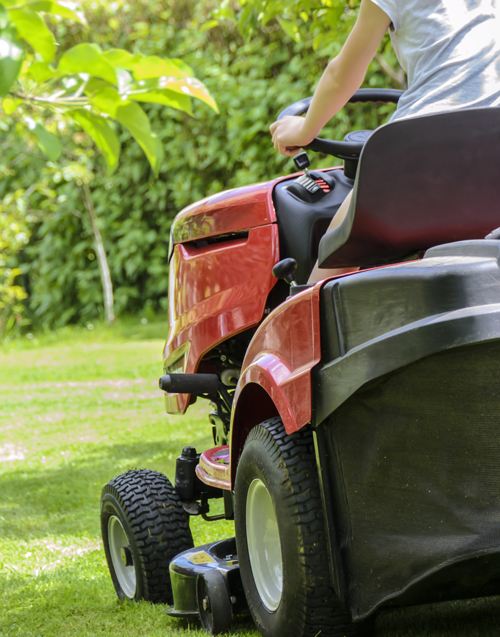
[2,328,500,636]
[0,443,27,462]
[0,332,254,636]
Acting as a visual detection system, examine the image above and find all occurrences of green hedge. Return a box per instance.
[5,0,400,329]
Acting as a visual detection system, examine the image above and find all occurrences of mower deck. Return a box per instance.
[166,538,246,619]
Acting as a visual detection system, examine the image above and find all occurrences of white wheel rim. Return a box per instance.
[108,515,136,599]
[246,478,283,611]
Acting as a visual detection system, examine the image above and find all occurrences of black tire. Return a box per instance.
[234,417,375,637]
[101,469,194,603]
[197,570,233,635]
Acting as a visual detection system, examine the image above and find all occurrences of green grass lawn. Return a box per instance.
[1,321,500,636]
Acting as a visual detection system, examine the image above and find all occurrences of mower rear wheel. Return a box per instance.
[234,417,375,637]
[101,469,193,603]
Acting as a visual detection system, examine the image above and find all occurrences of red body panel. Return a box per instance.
[171,181,278,244]
[163,171,334,415]
[163,172,337,415]
[232,284,322,436]
[164,188,280,413]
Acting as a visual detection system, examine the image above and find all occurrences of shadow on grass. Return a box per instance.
[0,433,213,540]
[2,563,257,637]
[5,424,500,635]
[4,558,500,637]
[3,504,500,637]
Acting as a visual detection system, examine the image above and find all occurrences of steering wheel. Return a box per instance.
[277,88,404,160]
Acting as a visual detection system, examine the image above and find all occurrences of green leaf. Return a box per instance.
[71,109,120,175]
[0,3,9,29]
[154,77,218,113]
[84,76,112,95]
[26,60,54,82]
[128,87,192,115]
[101,49,139,69]
[33,122,62,161]
[21,1,86,24]
[89,86,127,118]
[200,19,219,32]
[8,8,56,62]
[238,5,253,37]
[114,102,159,175]
[101,52,196,97]
[0,26,24,97]
[169,58,193,77]
[2,95,18,113]
[213,4,235,20]
[154,134,164,170]
[277,17,301,42]
[125,77,192,112]
[58,44,117,85]
[129,55,189,80]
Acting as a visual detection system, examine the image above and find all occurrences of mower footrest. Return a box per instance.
[196,446,231,491]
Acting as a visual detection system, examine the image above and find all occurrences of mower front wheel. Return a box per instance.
[234,417,374,637]
[101,469,194,603]
[197,569,233,635]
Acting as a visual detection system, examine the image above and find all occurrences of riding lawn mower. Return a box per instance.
[100,89,500,636]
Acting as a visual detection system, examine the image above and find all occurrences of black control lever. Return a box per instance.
[293,152,311,172]
[272,258,298,287]
[289,151,327,202]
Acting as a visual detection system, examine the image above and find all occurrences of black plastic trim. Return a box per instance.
[273,168,353,284]
[312,427,347,601]
[187,231,249,250]
[315,303,500,425]
[314,242,500,425]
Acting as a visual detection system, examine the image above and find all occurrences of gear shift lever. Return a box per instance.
[272,258,298,287]
[293,152,311,173]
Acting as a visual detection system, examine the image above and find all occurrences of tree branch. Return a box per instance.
[81,183,115,324]
[13,92,88,107]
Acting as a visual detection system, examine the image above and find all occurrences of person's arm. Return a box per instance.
[269,0,391,156]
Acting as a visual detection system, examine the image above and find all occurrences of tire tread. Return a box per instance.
[101,469,193,604]
[243,417,373,637]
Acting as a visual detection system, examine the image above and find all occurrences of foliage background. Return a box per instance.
[2,0,403,332]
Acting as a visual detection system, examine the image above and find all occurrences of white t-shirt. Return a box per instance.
[370,0,500,121]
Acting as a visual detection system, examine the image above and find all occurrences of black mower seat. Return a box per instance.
[318,107,500,269]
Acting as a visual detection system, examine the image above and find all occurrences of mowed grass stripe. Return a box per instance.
[0,334,252,636]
